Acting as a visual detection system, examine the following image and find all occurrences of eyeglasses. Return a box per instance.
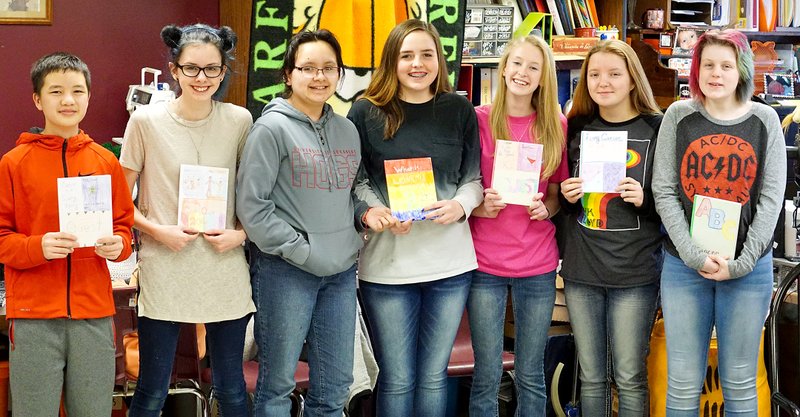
[175,64,225,78]
[294,66,340,78]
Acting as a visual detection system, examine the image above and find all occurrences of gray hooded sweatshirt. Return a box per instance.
[236,97,367,277]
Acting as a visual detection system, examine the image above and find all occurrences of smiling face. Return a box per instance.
[586,52,635,118]
[395,30,439,103]
[698,43,740,105]
[33,70,90,139]
[170,43,226,104]
[285,40,340,119]
[502,41,544,100]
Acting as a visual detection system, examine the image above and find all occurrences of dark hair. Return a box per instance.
[281,29,345,98]
[31,52,91,95]
[161,23,237,66]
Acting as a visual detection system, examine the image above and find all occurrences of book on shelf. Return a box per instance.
[545,0,566,35]
[578,131,627,193]
[491,141,544,206]
[690,194,742,258]
[57,174,113,248]
[177,164,229,233]
[384,157,438,221]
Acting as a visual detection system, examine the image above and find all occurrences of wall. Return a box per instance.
[0,0,219,154]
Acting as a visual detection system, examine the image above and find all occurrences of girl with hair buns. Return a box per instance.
[653,29,785,416]
[560,39,664,417]
[467,34,568,416]
[119,23,255,416]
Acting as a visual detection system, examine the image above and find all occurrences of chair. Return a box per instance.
[202,359,309,416]
[111,286,209,417]
[768,263,800,416]
[448,309,515,377]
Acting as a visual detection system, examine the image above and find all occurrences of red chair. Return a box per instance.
[448,310,515,377]
[202,358,310,416]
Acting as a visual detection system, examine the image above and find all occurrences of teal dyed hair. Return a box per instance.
[689,29,755,103]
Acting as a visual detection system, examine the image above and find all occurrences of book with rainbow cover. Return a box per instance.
[491,140,543,206]
[690,194,742,258]
[384,157,437,221]
[177,164,229,232]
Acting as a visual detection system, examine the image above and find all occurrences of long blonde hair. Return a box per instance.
[360,19,452,139]
[490,35,563,179]
[568,40,661,119]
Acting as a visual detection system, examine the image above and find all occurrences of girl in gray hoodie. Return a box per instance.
[236,30,391,417]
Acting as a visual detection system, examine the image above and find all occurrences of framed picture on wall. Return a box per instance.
[764,73,796,98]
[673,27,706,54]
[0,0,51,25]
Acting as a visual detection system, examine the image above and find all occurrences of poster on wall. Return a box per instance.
[245,0,467,119]
[0,0,51,25]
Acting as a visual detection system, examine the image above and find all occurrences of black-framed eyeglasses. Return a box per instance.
[176,64,225,78]
[294,66,340,78]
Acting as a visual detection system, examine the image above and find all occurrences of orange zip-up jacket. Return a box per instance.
[0,131,134,319]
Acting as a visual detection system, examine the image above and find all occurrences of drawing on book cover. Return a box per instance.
[178,164,229,233]
[690,194,741,258]
[492,140,543,206]
[57,174,113,247]
[579,130,627,193]
[384,157,438,221]
[579,139,651,231]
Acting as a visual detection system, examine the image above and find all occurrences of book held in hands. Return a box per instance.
[579,131,627,193]
[690,194,741,259]
[491,140,543,206]
[178,164,229,232]
[57,175,113,247]
[384,157,437,222]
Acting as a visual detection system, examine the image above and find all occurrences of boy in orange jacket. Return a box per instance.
[0,52,134,417]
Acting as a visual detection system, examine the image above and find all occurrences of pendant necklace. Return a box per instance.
[511,118,533,142]
[185,127,207,165]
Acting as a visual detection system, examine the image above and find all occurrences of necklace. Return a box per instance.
[185,126,207,165]
[510,119,533,142]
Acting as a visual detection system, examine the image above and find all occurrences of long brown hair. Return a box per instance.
[489,35,564,179]
[567,40,661,120]
[359,19,452,139]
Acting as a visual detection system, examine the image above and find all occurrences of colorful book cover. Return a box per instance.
[579,131,627,193]
[57,174,113,247]
[690,194,742,258]
[491,140,543,206]
[384,157,437,221]
[177,164,229,232]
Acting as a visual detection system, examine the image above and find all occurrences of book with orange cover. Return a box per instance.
[384,157,438,221]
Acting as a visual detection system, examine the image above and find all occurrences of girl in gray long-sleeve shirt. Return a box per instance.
[652,29,784,416]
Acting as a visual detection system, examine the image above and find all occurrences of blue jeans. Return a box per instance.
[467,270,556,417]
[564,280,659,417]
[250,250,356,417]
[661,252,772,417]
[129,315,250,417]
[359,272,472,417]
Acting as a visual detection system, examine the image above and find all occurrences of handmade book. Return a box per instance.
[57,174,113,247]
[177,164,229,232]
[384,157,437,221]
[690,194,742,258]
[579,131,627,193]
[492,140,543,206]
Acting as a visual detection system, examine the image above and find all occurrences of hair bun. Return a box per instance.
[161,25,183,49]
[217,26,238,52]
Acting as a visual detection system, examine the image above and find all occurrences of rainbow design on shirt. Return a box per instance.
[580,192,617,230]
[626,149,641,168]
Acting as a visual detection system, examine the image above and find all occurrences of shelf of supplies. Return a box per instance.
[744,30,800,43]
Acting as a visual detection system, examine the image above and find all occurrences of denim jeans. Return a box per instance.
[359,272,472,417]
[661,252,772,417]
[563,280,659,417]
[467,270,556,417]
[128,315,250,417]
[250,250,357,417]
